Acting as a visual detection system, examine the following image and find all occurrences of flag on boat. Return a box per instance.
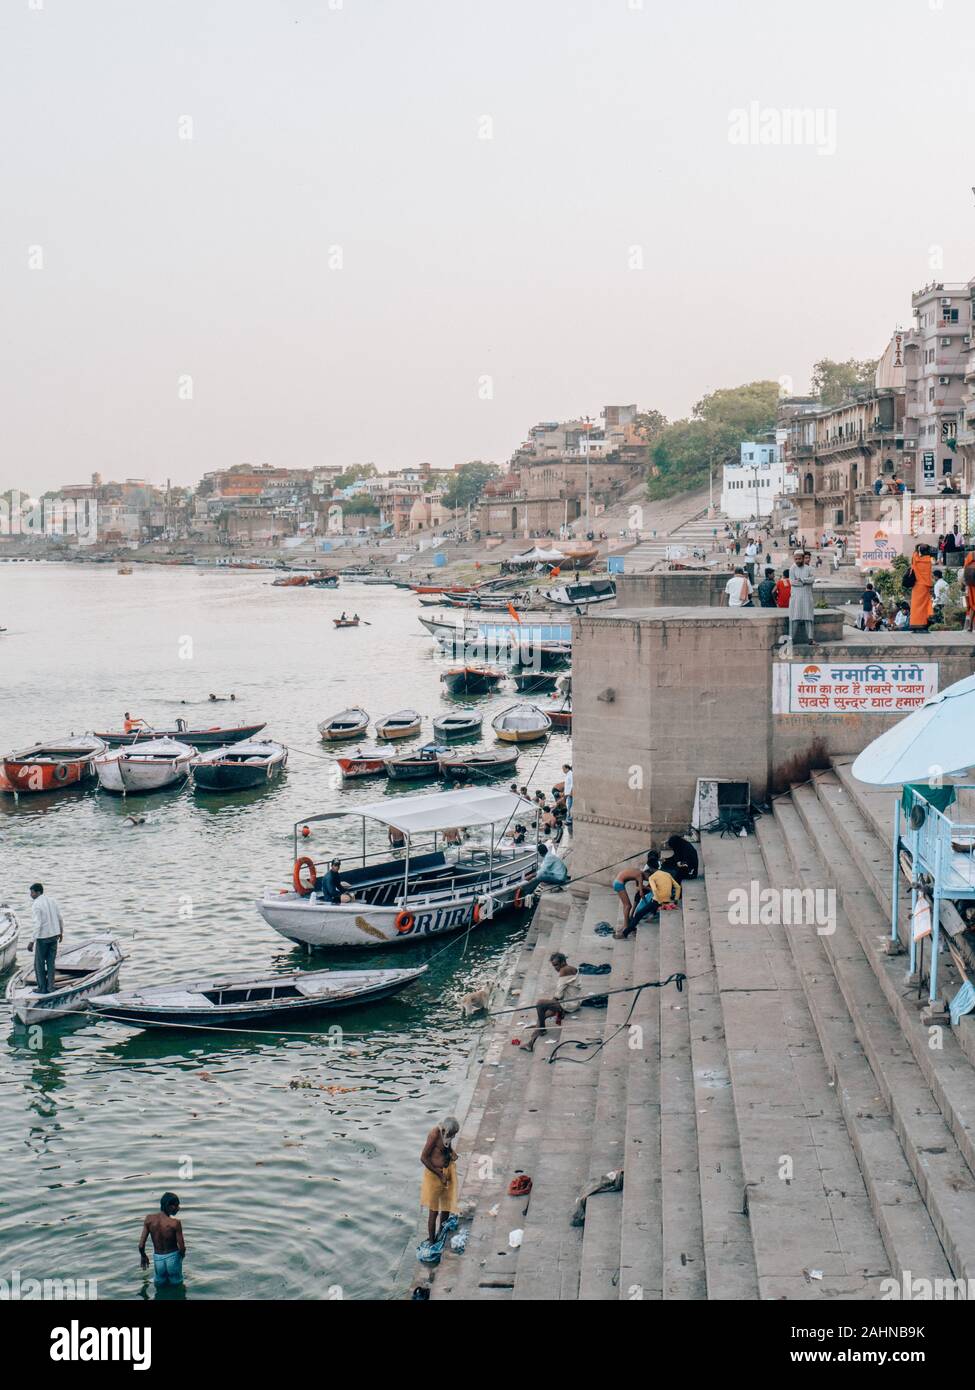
[507,603,521,623]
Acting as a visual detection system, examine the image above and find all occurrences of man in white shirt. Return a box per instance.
[933,569,949,619]
[29,882,64,995]
[723,568,753,607]
[562,763,573,823]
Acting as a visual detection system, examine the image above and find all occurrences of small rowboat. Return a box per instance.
[335,749,388,779]
[440,666,506,696]
[333,617,360,628]
[0,904,19,975]
[384,743,450,780]
[94,738,195,793]
[438,747,519,780]
[6,935,125,1025]
[2,735,107,794]
[95,721,267,748]
[91,965,427,1029]
[538,700,572,732]
[432,712,483,741]
[511,671,560,693]
[491,704,552,744]
[375,709,422,741]
[191,740,288,791]
[319,708,370,742]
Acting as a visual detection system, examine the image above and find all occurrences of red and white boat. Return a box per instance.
[2,736,107,794]
[335,749,388,779]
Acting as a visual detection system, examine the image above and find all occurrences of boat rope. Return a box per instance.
[548,973,685,1065]
[20,1006,469,1040]
[484,973,684,1020]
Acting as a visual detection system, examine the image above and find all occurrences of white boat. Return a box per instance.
[491,704,552,744]
[544,578,616,608]
[318,707,370,742]
[375,709,422,740]
[6,935,125,1025]
[191,740,288,791]
[432,712,483,740]
[0,904,19,975]
[94,738,195,793]
[256,787,542,949]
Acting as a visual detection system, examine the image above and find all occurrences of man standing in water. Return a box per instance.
[28,882,63,996]
[139,1193,186,1286]
[420,1118,460,1243]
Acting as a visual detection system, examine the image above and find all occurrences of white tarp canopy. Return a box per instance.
[852,673,975,786]
[510,547,566,565]
[298,787,533,835]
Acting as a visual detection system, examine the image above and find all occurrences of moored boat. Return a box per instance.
[384,743,450,780]
[333,617,360,628]
[94,738,195,793]
[537,699,572,732]
[491,703,552,744]
[335,748,388,779]
[544,578,616,608]
[91,964,427,1029]
[511,671,560,693]
[318,708,370,742]
[375,709,422,740]
[0,904,19,975]
[95,720,267,748]
[432,712,483,741]
[256,787,540,949]
[438,747,519,781]
[6,935,125,1025]
[191,740,288,791]
[440,665,505,696]
[2,735,107,794]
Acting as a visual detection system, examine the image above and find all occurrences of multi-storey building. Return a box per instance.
[905,281,973,495]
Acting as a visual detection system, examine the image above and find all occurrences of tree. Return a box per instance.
[646,381,780,499]
[442,461,500,511]
[632,409,668,443]
[810,357,879,406]
[334,463,378,490]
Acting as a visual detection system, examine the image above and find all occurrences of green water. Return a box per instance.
[0,563,570,1299]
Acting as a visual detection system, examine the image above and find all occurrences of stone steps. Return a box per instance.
[755,806,952,1284]
[699,833,891,1298]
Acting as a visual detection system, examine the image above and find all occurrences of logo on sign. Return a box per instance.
[802,665,821,681]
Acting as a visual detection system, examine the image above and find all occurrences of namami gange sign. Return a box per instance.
[774,660,938,714]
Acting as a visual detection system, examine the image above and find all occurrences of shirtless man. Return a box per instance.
[420,1118,460,1243]
[139,1193,186,1286]
[612,866,647,938]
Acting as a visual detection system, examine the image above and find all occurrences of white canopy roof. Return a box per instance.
[298,787,533,835]
[511,547,566,564]
[852,673,975,786]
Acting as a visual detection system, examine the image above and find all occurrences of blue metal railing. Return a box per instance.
[895,786,975,1003]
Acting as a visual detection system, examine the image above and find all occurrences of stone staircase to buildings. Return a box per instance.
[623,509,729,573]
[430,752,975,1299]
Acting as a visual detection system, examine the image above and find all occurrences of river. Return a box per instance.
[0,562,571,1299]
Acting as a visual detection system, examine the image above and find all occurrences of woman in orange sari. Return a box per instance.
[909,545,934,630]
[964,549,975,633]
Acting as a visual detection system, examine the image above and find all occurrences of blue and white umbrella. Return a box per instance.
[852,673,975,787]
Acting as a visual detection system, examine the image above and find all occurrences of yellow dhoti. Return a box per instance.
[420,1163,459,1213]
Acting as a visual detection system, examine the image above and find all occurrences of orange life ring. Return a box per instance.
[395,911,414,934]
[514,887,524,908]
[472,901,483,924]
[293,857,317,896]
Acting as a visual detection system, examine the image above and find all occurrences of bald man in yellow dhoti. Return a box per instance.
[420,1116,460,1243]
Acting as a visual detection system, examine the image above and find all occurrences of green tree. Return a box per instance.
[810,357,879,406]
[632,409,668,442]
[334,463,378,490]
[646,381,780,499]
[442,461,500,510]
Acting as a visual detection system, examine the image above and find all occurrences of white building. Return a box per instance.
[721,441,794,519]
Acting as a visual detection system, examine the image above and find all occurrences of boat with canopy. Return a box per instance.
[256,786,540,948]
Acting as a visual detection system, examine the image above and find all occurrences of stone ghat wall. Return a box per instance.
[570,605,975,881]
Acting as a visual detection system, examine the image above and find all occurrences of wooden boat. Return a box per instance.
[491,704,552,744]
[545,578,616,608]
[2,735,107,794]
[91,964,427,1029]
[6,935,125,1025]
[332,617,360,628]
[272,571,338,588]
[335,748,388,779]
[511,671,559,693]
[384,743,450,780]
[432,712,482,741]
[440,666,505,696]
[94,738,195,793]
[191,740,288,791]
[375,709,422,741]
[117,565,133,576]
[318,708,370,742]
[438,747,519,781]
[537,699,572,732]
[0,904,19,975]
[256,787,539,949]
[95,720,267,748]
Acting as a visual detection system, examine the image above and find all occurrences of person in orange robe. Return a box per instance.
[964,550,975,633]
[909,545,934,630]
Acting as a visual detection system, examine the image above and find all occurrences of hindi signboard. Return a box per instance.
[858,523,903,570]
[774,660,938,714]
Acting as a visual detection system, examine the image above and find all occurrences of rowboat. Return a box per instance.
[0,905,19,975]
[440,666,505,696]
[318,708,370,742]
[384,743,450,780]
[256,787,540,949]
[375,709,422,740]
[272,572,338,588]
[333,617,360,628]
[191,740,288,791]
[92,965,427,1029]
[491,704,552,744]
[94,738,195,793]
[537,699,572,732]
[432,712,483,741]
[545,579,616,608]
[511,671,559,693]
[2,735,107,794]
[335,749,388,779]
[95,720,267,748]
[438,747,520,781]
[6,935,125,1025]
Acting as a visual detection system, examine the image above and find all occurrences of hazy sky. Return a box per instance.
[3,0,974,494]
